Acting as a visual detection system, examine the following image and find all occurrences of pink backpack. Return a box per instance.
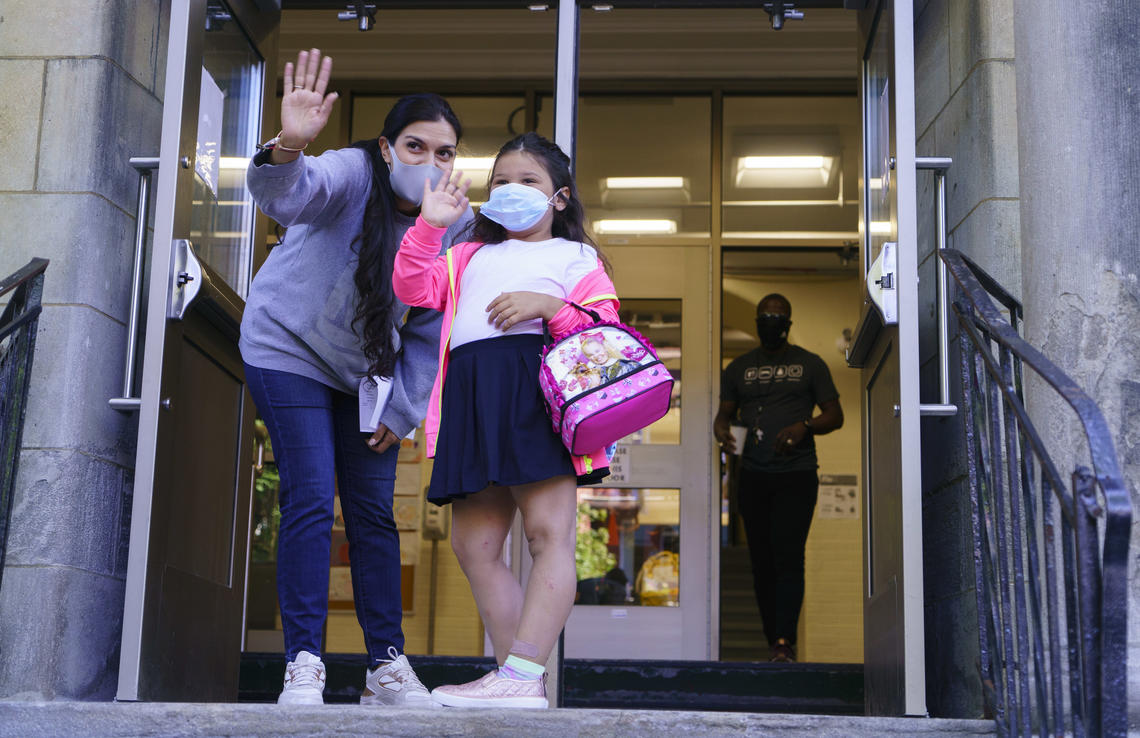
[539,304,675,455]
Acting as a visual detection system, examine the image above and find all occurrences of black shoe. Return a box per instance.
[769,638,796,663]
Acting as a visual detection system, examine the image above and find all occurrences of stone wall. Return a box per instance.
[0,1,166,699]
[1011,0,1140,723]
[912,0,1021,718]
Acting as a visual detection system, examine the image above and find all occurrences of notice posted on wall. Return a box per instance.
[817,473,859,519]
[606,444,631,483]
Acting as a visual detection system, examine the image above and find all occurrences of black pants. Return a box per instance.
[736,467,819,646]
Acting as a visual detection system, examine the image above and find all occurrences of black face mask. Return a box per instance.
[756,313,791,350]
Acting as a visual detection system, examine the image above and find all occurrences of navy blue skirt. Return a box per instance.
[428,334,576,505]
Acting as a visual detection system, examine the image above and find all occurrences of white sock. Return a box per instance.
[500,654,544,681]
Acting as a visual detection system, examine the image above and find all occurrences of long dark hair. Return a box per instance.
[349,93,462,379]
[467,132,610,274]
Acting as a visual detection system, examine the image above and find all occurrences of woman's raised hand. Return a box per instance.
[279,48,338,150]
[420,171,471,228]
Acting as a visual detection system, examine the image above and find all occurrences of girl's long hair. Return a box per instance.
[466,132,611,274]
[349,93,462,379]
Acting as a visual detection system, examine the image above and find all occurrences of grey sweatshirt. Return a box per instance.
[240,146,473,438]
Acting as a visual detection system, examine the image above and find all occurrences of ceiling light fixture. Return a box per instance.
[454,156,497,183]
[603,176,686,190]
[735,155,835,188]
[739,156,826,169]
[594,219,678,235]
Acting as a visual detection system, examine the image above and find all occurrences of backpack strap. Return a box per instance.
[560,298,602,323]
[543,298,602,345]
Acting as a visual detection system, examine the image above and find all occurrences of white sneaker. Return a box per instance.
[277,651,326,705]
[360,646,434,707]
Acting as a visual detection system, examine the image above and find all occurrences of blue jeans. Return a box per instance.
[245,364,403,665]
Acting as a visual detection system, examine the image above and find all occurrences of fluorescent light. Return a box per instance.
[220,156,250,170]
[739,156,827,170]
[594,219,677,235]
[603,176,686,190]
[869,221,892,235]
[454,156,496,176]
[734,154,836,188]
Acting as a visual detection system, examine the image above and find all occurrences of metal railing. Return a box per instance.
[944,248,1130,738]
[0,258,49,594]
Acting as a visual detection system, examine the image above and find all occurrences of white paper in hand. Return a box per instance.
[359,375,394,433]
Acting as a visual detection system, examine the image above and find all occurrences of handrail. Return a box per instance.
[0,258,50,595]
[943,247,1130,738]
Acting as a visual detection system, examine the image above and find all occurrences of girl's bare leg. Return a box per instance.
[509,474,578,664]
[449,486,521,664]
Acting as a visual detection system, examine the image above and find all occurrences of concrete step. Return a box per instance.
[0,702,998,737]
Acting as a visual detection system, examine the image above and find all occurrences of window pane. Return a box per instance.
[721,96,860,247]
[191,3,264,297]
[576,487,680,607]
[577,96,711,243]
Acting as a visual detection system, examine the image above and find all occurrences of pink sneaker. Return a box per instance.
[431,669,548,708]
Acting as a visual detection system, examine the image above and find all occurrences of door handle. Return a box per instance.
[167,239,203,320]
[915,157,957,417]
[109,156,160,412]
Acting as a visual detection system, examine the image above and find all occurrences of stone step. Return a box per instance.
[0,702,998,737]
[241,654,862,715]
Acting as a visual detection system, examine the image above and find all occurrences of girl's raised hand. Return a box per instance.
[420,171,471,228]
[279,48,338,150]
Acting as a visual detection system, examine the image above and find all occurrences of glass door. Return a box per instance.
[563,245,714,660]
[847,0,926,716]
[117,0,277,701]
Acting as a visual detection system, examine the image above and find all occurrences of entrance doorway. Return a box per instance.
[126,0,928,714]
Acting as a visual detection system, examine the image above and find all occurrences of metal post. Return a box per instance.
[553,0,579,164]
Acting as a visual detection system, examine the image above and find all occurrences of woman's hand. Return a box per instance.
[366,424,400,454]
[486,291,564,330]
[420,171,471,228]
[272,49,339,163]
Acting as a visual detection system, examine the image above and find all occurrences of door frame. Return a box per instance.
[850,0,926,716]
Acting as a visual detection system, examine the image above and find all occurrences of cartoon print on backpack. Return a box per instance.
[547,325,651,397]
[579,331,641,386]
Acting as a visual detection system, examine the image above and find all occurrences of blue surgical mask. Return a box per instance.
[386,142,444,205]
[479,183,564,232]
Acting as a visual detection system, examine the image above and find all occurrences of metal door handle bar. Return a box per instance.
[109,156,160,413]
[916,156,957,417]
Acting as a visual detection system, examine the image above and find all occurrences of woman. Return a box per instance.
[240,48,473,706]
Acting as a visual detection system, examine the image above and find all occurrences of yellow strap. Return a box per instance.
[583,454,593,474]
[581,293,618,305]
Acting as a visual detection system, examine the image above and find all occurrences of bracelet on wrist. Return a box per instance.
[257,130,309,153]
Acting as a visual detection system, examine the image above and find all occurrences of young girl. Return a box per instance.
[392,132,619,708]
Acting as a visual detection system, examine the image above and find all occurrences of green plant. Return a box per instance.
[575,503,616,580]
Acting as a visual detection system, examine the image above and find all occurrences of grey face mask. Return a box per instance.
[385,141,444,205]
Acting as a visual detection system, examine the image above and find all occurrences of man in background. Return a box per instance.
[714,294,844,662]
